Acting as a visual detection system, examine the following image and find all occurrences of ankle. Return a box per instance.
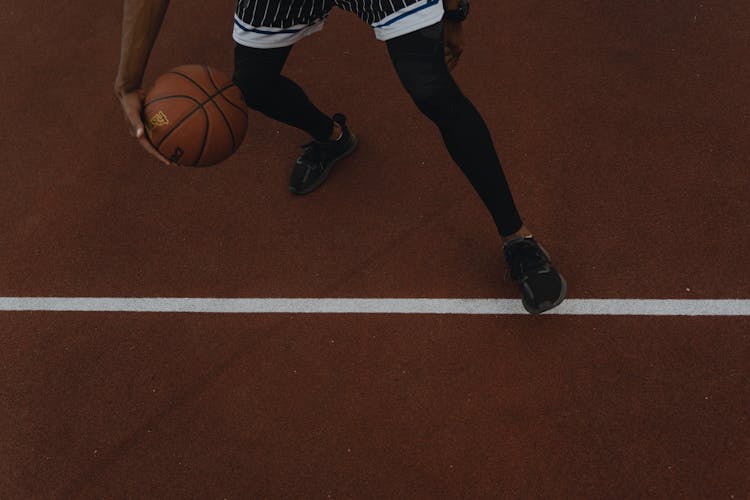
[502,225,533,244]
[329,122,343,141]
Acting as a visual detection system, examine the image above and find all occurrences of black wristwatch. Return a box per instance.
[443,0,470,22]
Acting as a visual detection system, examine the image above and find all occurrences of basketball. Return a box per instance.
[143,64,248,167]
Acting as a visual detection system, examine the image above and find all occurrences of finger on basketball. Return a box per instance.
[119,92,171,165]
[137,134,172,166]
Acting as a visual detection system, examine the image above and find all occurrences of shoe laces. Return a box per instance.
[298,115,347,171]
[504,239,550,280]
[299,141,326,168]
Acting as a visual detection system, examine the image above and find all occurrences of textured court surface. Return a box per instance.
[1,1,749,497]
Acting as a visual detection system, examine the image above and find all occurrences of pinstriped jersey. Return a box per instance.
[236,0,423,28]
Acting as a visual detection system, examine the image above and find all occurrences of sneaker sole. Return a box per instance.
[522,273,568,314]
[289,134,359,195]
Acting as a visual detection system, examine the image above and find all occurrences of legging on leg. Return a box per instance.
[233,43,334,141]
[386,23,524,237]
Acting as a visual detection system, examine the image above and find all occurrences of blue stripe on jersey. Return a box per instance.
[372,0,440,28]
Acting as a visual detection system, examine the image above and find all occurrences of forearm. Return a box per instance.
[443,0,461,10]
[114,0,170,96]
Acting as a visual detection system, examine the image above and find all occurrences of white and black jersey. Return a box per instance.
[237,0,425,27]
[233,0,444,47]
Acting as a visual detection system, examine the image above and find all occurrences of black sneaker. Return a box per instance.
[289,113,358,195]
[503,236,567,314]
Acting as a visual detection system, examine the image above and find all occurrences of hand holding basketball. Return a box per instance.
[117,88,172,166]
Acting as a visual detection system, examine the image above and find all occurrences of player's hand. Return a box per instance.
[117,88,172,166]
[443,19,465,72]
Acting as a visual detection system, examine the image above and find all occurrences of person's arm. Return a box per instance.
[442,0,465,71]
[115,0,172,165]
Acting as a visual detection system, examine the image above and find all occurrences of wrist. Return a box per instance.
[114,77,142,98]
[443,0,469,22]
[114,86,135,99]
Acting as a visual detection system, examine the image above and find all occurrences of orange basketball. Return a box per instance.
[143,64,248,167]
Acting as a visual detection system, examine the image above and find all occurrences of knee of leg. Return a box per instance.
[410,82,463,123]
[400,68,463,123]
[389,28,465,123]
[233,44,289,112]
[232,72,276,112]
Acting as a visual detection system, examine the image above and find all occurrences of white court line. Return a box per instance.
[0,298,749,315]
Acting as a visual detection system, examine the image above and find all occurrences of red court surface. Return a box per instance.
[1,1,749,497]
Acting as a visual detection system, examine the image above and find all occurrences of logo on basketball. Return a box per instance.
[146,111,170,133]
[169,147,184,163]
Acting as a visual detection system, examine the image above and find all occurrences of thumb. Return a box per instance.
[120,92,146,137]
[126,107,145,137]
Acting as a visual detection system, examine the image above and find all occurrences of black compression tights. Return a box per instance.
[233,22,524,236]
